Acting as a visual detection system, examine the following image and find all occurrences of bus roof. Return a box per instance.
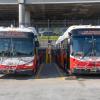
[56,25,100,44]
[0,26,38,36]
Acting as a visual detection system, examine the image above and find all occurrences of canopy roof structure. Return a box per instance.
[0,0,100,27]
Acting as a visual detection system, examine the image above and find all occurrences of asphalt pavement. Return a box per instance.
[0,63,100,100]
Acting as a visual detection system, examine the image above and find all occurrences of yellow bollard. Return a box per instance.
[46,45,52,64]
[49,54,52,63]
[48,47,51,64]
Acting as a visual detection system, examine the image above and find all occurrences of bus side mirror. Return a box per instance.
[35,41,39,47]
[68,32,72,37]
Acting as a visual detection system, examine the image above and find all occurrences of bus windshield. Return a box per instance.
[0,38,34,57]
[72,35,100,57]
[0,31,35,57]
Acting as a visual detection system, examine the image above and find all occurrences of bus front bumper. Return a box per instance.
[0,69,33,75]
[73,68,100,74]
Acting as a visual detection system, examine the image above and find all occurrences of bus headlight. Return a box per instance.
[25,62,33,66]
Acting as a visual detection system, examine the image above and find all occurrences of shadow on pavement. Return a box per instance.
[65,74,100,80]
[76,74,100,79]
[0,74,35,80]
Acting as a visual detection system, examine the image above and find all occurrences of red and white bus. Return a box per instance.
[0,27,39,75]
[56,25,100,74]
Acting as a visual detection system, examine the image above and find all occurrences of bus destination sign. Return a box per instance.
[0,31,32,38]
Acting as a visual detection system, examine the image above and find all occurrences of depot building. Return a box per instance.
[0,0,100,34]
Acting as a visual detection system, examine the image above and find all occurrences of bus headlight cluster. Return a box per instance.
[25,62,33,66]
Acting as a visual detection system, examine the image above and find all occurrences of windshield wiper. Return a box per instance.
[82,46,92,58]
[82,36,96,58]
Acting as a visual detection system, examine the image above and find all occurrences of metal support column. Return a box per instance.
[18,0,25,27]
[25,10,31,27]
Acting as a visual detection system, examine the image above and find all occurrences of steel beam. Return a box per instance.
[0,0,100,5]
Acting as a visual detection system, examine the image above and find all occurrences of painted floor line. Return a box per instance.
[35,63,44,79]
[54,63,65,80]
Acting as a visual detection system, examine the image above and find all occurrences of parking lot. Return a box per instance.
[0,63,100,100]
